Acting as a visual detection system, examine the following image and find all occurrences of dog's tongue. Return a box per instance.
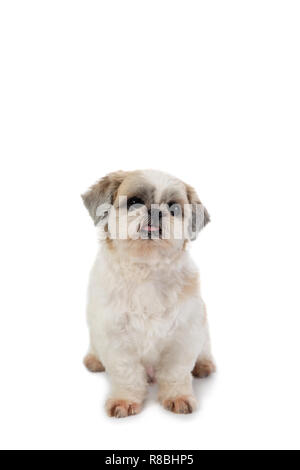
[145,225,159,232]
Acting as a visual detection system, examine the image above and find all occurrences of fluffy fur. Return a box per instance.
[82,169,215,417]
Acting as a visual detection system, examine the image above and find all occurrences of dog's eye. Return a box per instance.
[127,197,145,210]
[168,202,181,216]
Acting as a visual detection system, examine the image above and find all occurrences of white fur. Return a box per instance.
[83,170,214,416]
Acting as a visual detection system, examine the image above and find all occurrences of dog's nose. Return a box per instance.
[148,208,162,226]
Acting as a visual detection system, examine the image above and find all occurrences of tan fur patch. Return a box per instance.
[83,353,105,373]
[104,236,115,251]
[82,171,129,223]
[179,273,199,301]
[163,395,196,414]
[115,171,151,205]
[115,238,175,259]
[185,183,201,205]
[160,187,188,207]
[192,358,216,378]
[106,399,141,418]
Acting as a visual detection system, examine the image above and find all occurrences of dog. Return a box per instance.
[82,169,215,417]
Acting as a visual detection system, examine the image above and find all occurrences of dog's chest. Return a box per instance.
[120,278,180,358]
[90,254,194,358]
[108,266,182,342]
[116,275,177,319]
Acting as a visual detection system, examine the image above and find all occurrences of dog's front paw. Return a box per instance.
[106,399,141,418]
[163,395,197,414]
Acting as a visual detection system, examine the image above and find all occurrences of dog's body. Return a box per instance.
[82,170,215,417]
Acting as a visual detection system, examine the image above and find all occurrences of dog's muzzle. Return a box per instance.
[141,208,163,238]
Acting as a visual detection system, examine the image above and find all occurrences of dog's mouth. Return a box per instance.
[140,225,162,239]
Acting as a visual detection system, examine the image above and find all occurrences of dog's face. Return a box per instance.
[82,170,209,256]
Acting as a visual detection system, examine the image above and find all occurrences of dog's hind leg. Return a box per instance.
[83,340,105,373]
[84,353,105,372]
[192,357,215,378]
[192,311,216,378]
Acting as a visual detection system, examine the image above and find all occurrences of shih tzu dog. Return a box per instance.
[82,170,215,418]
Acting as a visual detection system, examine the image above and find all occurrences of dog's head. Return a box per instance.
[82,170,209,256]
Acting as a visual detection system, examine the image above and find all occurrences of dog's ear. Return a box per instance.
[185,183,210,240]
[82,171,128,225]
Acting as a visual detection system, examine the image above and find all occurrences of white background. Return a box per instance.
[0,1,300,450]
